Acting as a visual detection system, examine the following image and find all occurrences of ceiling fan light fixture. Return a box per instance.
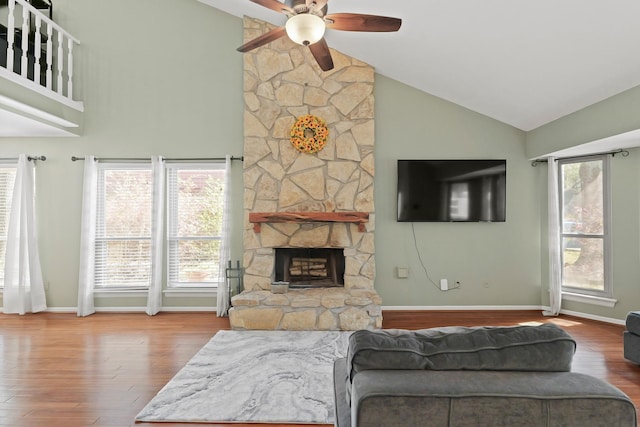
[285,13,325,46]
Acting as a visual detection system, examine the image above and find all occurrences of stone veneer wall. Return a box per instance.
[229,16,381,330]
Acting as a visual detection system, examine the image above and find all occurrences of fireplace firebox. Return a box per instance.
[274,248,345,288]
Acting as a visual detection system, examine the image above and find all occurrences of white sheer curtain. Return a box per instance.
[3,155,47,315]
[216,155,232,317]
[77,155,98,317]
[146,156,165,315]
[544,156,562,316]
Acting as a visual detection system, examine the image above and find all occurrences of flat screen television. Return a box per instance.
[397,159,506,222]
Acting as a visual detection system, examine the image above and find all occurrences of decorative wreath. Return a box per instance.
[290,114,329,154]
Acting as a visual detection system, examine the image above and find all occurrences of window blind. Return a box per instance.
[95,165,152,289]
[166,164,225,288]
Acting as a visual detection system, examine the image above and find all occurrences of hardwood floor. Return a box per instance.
[0,311,637,426]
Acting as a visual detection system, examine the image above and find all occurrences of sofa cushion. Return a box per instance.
[349,370,637,427]
[624,331,640,364]
[347,324,576,381]
[626,311,640,335]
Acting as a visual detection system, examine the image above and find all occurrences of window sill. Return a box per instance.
[562,291,617,308]
[163,288,217,298]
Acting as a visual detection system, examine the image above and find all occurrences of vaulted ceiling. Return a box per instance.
[200,0,640,132]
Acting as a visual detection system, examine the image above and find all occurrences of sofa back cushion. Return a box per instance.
[347,324,576,381]
[626,311,640,335]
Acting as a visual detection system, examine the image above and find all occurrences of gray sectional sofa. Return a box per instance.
[333,324,637,427]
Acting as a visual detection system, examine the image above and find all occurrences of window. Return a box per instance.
[167,164,226,288]
[91,161,227,292]
[0,165,16,288]
[559,155,611,297]
[95,164,152,289]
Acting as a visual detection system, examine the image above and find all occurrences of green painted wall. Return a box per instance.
[599,149,640,318]
[373,76,540,307]
[526,85,640,159]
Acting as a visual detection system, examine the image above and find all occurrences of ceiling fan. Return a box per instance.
[236,0,402,71]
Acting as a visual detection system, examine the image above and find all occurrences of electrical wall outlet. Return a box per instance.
[396,267,409,278]
[440,279,448,291]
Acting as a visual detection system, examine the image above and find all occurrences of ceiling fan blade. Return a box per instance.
[325,13,402,32]
[250,0,294,15]
[237,26,287,52]
[308,38,334,71]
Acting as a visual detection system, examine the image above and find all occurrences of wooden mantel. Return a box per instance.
[249,212,369,233]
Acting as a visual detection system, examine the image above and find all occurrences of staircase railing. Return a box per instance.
[1,0,83,111]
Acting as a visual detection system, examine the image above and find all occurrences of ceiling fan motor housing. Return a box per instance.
[288,0,327,16]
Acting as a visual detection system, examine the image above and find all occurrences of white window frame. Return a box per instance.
[166,162,226,290]
[558,155,612,299]
[94,162,153,290]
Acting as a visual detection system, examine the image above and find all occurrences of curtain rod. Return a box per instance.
[530,148,630,167]
[0,155,47,162]
[71,156,243,162]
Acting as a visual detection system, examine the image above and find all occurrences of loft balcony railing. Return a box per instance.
[0,0,83,111]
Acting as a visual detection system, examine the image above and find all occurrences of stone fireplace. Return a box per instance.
[228,16,382,330]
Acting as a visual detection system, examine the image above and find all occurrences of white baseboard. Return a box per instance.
[158,306,217,312]
[45,306,218,314]
[559,308,625,326]
[382,305,544,311]
[45,307,77,313]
